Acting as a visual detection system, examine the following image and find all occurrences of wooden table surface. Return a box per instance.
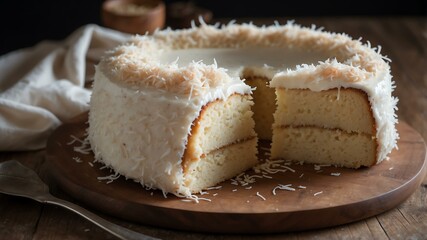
[1,17,426,239]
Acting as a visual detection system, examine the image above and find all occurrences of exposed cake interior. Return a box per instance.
[158,47,330,140]
[271,88,376,168]
[244,75,275,140]
[182,94,257,193]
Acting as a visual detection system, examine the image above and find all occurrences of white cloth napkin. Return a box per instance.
[0,24,130,151]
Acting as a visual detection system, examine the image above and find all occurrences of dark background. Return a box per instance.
[0,0,426,55]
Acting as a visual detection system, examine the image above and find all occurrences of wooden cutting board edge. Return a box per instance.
[45,113,427,233]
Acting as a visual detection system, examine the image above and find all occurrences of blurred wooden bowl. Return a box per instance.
[102,0,165,34]
[166,1,213,29]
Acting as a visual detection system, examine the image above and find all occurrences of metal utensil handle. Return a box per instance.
[45,195,159,240]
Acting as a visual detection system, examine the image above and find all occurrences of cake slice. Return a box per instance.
[182,94,257,193]
[89,43,258,197]
[271,88,377,168]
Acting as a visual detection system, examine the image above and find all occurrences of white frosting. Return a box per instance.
[158,47,330,79]
[89,66,251,196]
[89,22,399,197]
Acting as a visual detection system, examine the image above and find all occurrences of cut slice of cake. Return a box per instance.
[271,88,377,168]
[269,56,398,167]
[89,59,258,197]
[182,94,257,193]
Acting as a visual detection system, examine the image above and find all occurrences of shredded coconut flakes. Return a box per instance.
[314,191,323,196]
[256,192,266,201]
[272,184,296,195]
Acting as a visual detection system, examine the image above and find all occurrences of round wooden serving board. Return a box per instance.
[46,112,427,234]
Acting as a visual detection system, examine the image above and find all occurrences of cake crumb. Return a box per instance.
[314,164,330,171]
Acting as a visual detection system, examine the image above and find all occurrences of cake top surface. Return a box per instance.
[158,47,329,79]
[98,21,391,96]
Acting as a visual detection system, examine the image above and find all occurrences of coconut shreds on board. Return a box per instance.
[100,165,108,170]
[206,186,222,190]
[97,172,121,184]
[231,172,263,187]
[72,156,82,163]
[272,184,296,195]
[314,191,323,196]
[282,165,296,173]
[253,159,288,175]
[314,164,331,171]
[181,196,212,203]
[69,135,92,155]
[67,135,84,145]
[256,192,266,201]
[330,172,341,176]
